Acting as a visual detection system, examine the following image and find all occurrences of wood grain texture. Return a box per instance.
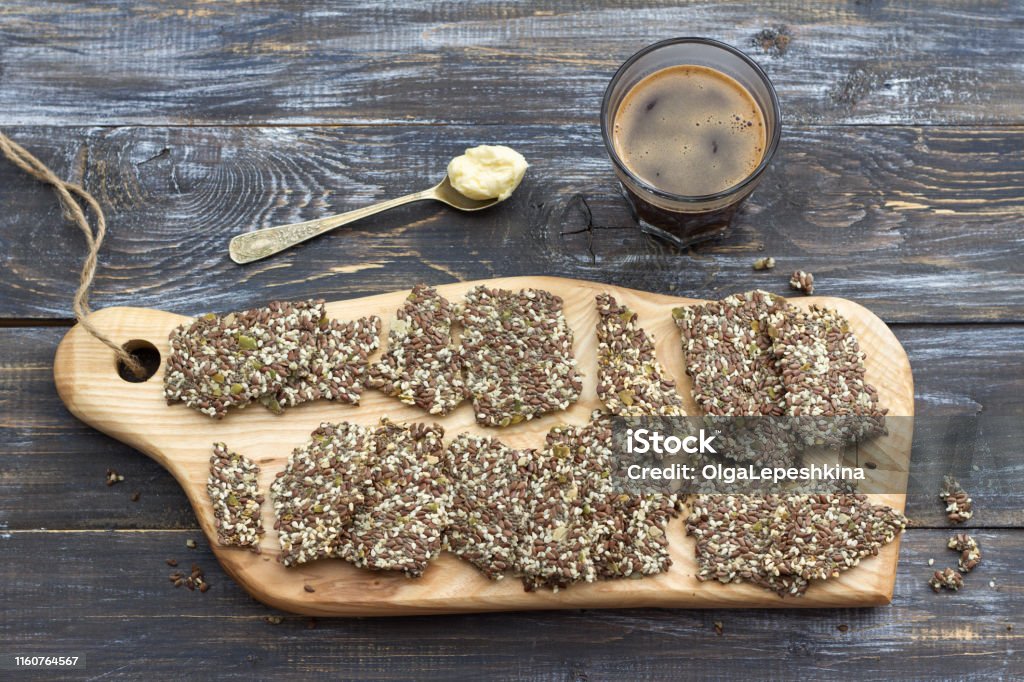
[0,528,1019,680]
[1,125,1022,322]
[1,1,1022,126]
[52,277,912,614]
[0,0,1021,674]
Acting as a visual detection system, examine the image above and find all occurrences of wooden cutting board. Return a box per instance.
[54,276,913,615]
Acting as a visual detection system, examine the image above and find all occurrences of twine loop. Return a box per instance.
[0,131,145,377]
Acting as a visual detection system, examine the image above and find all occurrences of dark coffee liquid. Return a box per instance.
[613,65,766,197]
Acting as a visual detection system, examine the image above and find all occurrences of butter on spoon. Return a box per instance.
[229,145,528,264]
[447,145,529,201]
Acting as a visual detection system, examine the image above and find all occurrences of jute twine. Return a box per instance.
[0,131,145,376]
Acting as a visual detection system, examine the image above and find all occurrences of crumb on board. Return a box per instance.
[929,567,963,592]
[751,26,792,56]
[169,563,209,592]
[789,270,815,295]
[948,533,981,572]
[940,475,974,523]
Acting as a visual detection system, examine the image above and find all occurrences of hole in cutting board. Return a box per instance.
[118,340,161,383]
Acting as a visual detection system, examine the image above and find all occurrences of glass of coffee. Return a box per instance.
[601,38,781,248]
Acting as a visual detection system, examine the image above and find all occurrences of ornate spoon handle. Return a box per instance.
[229,190,432,264]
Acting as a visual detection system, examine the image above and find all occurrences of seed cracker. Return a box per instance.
[687,494,810,596]
[338,420,451,577]
[519,418,680,590]
[442,417,680,590]
[165,300,380,418]
[166,301,325,418]
[271,315,382,411]
[767,494,905,582]
[595,293,686,417]
[517,422,616,590]
[591,492,680,580]
[270,422,373,567]
[672,290,789,417]
[442,434,533,579]
[460,286,583,427]
[368,284,466,415]
[766,304,886,446]
[687,493,906,596]
[208,443,266,552]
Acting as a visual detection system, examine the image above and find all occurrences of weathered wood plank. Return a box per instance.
[0,125,1021,323]
[0,1,1022,126]
[1,322,1021,531]
[0,528,1019,679]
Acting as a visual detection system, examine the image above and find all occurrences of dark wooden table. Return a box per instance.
[2,2,1021,679]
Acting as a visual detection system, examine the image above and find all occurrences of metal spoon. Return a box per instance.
[229,175,503,264]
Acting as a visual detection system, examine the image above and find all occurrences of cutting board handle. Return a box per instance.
[54,306,190,462]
